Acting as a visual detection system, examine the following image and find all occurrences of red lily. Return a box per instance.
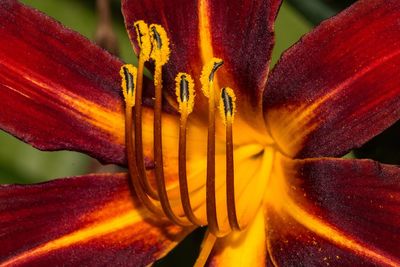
[1,0,400,266]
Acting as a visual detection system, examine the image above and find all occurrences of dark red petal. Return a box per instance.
[0,0,127,164]
[122,0,281,137]
[208,0,282,108]
[263,0,400,158]
[0,173,192,266]
[265,154,400,266]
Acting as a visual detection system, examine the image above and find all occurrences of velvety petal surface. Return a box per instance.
[207,0,281,109]
[0,173,192,266]
[0,0,208,169]
[265,152,400,266]
[122,0,281,145]
[264,0,400,158]
[0,0,127,164]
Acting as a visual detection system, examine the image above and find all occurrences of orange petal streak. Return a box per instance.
[0,174,192,266]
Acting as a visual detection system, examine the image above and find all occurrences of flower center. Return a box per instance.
[121,21,250,265]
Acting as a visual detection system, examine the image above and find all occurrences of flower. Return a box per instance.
[0,0,400,266]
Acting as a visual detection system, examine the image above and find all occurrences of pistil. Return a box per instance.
[194,230,217,267]
[200,58,225,237]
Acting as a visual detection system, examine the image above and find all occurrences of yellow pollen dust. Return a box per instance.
[119,64,137,108]
[149,24,171,66]
[133,20,151,61]
[175,72,195,114]
[200,57,223,98]
[219,87,236,125]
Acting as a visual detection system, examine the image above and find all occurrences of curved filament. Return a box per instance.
[134,56,160,200]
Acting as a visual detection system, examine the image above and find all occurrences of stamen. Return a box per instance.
[133,21,159,200]
[200,58,224,236]
[175,73,202,226]
[151,25,190,226]
[119,64,163,216]
[219,88,240,230]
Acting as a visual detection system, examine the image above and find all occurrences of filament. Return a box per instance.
[124,103,163,215]
[206,80,219,235]
[134,54,160,200]
[153,63,191,226]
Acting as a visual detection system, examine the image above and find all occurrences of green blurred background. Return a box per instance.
[1,0,399,265]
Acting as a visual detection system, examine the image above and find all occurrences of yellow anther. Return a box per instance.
[175,72,195,115]
[219,87,236,125]
[149,24,171,66]
[200,57,223,98]
[119,64,137,108]
[133,20,152,61]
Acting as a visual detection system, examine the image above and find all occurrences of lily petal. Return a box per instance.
[207,209,266,267]
[207,0,282,109]
[0,0,206,168]
[264,0,400,158]
[0,173,192,266]
[265,152,400,266]
[0,0,126,164]
[121,0,281,145]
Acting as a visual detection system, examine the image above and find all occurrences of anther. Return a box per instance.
[120,64,136,108]
[219,87,236,125]
[219,88,240,231]
[151,26,162,49]
[175,73,195,114]
[175,73,202,226]
[200,58,225,237]
[179,75,189,102]
[149,24,170,67]
[119,65,163,216]
[133,20,151,61]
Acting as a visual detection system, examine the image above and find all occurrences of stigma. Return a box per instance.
[121,20,243,266]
